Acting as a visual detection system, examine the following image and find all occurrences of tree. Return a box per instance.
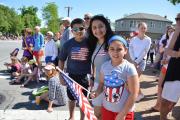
[168,0,180,5]
[19,6,41,29]
[42,2,59,33]
[0,5,24,36]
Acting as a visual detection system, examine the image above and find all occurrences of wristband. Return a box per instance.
[90,76,95,81]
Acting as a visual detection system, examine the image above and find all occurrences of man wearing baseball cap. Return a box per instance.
[44,31,58,65]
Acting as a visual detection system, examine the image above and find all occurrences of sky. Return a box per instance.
[1,0,180,25]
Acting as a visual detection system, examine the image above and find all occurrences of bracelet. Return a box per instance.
[90,76,95,81]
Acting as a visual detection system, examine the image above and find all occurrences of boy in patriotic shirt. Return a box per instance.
[59,18,91,120]
[91,35,139,120]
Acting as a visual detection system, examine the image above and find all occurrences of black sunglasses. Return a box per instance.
[72,27,85,32]
[175,18,180,21]
[84,17,90,20]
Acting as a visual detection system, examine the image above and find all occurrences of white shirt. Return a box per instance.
[159,34,166,46]
[129,36,151,64]
[45,39,58,61]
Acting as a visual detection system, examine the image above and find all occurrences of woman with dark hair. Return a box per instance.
[87,15,114,119]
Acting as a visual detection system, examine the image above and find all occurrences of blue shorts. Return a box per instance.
[137,59,146,72]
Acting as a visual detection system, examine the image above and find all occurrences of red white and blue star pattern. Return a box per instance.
[104,70,125,103]
[71,47,88,61]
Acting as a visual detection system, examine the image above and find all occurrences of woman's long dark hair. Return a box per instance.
[87,15,114,60]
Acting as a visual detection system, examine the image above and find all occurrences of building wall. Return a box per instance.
[115,19,172,39]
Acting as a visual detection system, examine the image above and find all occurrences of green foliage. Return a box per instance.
[0,5,24,36]
[0,5,41,36]
[20,6,41,29]
[168,0,180,5]
[40,27,48,35]
[0,2,64,36]
[42,2,59,33]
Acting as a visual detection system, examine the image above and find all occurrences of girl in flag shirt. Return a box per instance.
[91,35,139,120]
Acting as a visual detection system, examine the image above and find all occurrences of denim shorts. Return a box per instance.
[137,59,146,72]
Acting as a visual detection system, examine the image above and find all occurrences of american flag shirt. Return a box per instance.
[59,38,91,75]
[71,47,88,61]
[101,60,138,113]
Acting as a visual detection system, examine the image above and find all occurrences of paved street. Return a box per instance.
[0,40,179,120]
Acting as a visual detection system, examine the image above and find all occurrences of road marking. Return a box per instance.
[0,73,10,79]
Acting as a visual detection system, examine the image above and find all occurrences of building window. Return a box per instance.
[116,22,118,26]
[120,20,124,27]
[130,20,133,27]
[130,20,136,27]
[150,21,155,28]
[136,21,140,27]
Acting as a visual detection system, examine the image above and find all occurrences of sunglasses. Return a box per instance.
[175,18,180,21]
[84,17,90,20]
[72,27,85,32]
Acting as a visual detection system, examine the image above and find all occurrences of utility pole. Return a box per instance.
[65,6,72,17]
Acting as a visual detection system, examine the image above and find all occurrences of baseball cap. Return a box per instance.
[47,31,54,37]
[44,64,55,70]
[108,35,128,48]
[62,17,71,23]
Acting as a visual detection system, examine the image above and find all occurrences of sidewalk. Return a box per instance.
[0,110,80,120]
[135,67,180,120]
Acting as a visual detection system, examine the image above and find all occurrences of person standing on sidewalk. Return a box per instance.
[84,13,93,30]
[160,13,180,120]
[22,28,34,61]
[33,26,44,68]
[129,22,151,102]
[59,18,91,120]
[87,15,114,119]
[150,26,174,112]
[44,31,58,65]
[91,35,139,120]
[60,17,73,48]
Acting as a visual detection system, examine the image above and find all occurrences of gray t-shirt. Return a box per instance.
[101,60,137,112]
[91,44,110,83]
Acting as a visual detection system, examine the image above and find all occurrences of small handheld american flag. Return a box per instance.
[56,67,97,120]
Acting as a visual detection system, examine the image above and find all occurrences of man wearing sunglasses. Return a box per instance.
[84,13,93,30]
[59,18,91,120]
